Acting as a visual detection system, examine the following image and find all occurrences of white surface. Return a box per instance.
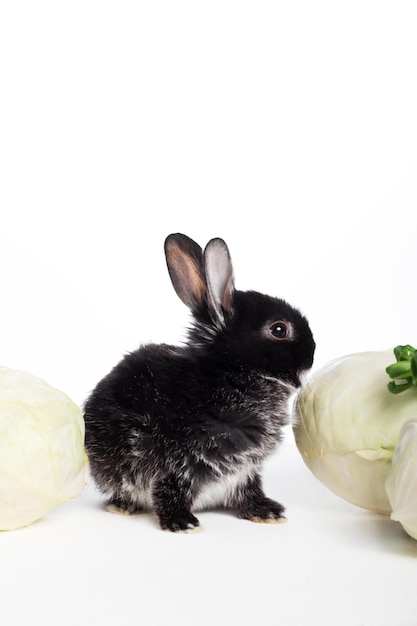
[1,2,417,625]
[2,430,417,626]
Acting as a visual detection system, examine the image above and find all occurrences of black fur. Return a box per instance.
[84,234,315,532]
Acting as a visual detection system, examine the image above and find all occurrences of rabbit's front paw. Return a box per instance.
[239,497,287,524]
[159,510,201,533]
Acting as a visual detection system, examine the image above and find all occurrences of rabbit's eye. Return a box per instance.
[270,321,291,340]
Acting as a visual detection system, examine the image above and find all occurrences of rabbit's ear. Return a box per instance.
[164,234,207,310]
[204,238,235,325]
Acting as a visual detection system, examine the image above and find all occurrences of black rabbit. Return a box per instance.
[84,233,315,532]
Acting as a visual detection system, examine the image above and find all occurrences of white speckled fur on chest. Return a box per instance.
[117,465,256,513]
[192,465,255,511]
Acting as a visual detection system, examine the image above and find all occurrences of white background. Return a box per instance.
[1,1,417,625]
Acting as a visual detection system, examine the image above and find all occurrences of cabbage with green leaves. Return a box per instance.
[292,347,417,516]
[0,368,88,530]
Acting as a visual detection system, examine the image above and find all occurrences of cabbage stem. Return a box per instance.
[386,344,417,394]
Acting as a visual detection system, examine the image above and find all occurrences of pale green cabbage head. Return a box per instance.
[0,368,88,530]
[293,351,417,515]
[385,419,417,540]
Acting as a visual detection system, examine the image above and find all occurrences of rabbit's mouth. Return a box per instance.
[289,372,302,389]
[284,369,309,389]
